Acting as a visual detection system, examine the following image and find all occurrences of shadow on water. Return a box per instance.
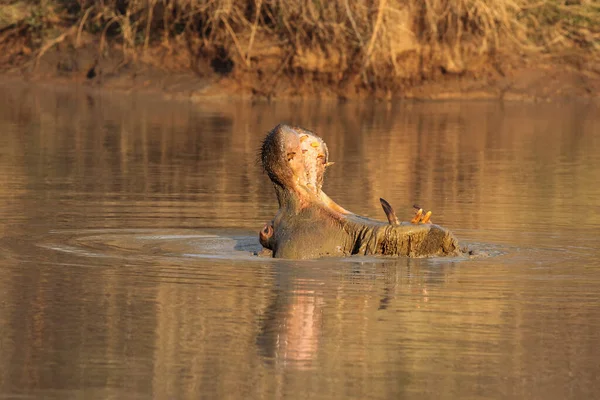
[0,82,599,399]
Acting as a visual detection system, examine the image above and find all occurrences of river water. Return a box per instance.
[0,82,599,400]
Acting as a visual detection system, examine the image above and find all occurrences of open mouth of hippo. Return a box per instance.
[259,124,462,260]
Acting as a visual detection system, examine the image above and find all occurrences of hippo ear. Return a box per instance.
[379,198,400,225]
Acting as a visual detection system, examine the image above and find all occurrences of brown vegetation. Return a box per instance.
[0,0,599,98]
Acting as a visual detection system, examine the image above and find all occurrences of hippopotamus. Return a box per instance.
[258,124,462,259]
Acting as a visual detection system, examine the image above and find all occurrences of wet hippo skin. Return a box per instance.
[259,124,462,259]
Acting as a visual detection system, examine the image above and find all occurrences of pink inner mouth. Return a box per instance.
[281,128,329,194]
[262,125,349,215]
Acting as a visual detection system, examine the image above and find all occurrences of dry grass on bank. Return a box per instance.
[1,0,599,91]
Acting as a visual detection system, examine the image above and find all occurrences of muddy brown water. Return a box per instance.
[0,82,599,400]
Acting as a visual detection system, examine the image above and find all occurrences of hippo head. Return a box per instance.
[261,125,333,205]
[259,124,461,259]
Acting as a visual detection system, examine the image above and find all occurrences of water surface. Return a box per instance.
[0,82,599,400]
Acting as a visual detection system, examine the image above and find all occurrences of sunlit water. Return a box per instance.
[0,81,599,400]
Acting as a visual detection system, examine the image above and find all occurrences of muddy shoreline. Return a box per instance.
[2,39,599,103]
[3,63,599,105]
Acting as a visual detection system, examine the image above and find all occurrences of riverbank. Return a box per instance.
[1,0,599,102]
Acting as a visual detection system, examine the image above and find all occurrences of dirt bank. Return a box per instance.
[1,0,599,102]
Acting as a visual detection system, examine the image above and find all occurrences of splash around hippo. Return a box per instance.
[258,124,462,259]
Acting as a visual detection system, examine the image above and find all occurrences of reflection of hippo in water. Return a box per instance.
[259,124,462,259]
